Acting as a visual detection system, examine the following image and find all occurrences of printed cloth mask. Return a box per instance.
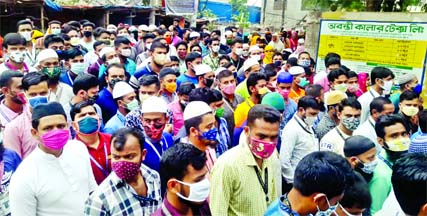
[358,158,378,174]
[107,57,121,65]
[199,127,218,141]
[121,49,132,57]
[315,196,338,216]
[211,45,220,53]
[215,107,225,118]
[125,99,140,112]
[165,82,177,93]
[249,136,277,159]
[279,89,290,99]
[341,117,361,131]
[42,66,62,78]
[143,122,165,140]
[77,116,99,135]
[334,83,348,93]
[112,160,141,180]
[153,53,167,65]
[385,137,410,152]
[298,59,310,67]
[347,84,359,93]
[71,62,86,75]
[11,92,27,104]
[28,95,48,108]
[9,51,25,63]
[41,129,70,150]
[175,178,210,202]
[20,31,32,41]
[401,106,419,117]
[222,83,236,95]
[297,77,309,88]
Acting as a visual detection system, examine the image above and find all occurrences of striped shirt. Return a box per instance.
[84,164,162,216]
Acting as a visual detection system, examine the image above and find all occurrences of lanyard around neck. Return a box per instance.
[254,167,269,203]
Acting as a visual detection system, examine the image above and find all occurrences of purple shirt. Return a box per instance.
[152,195,210,216]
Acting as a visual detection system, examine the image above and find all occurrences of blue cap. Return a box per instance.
[277,72,293,84]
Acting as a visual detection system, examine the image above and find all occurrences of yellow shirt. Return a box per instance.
[289,88,305,103]
[235,80,250,100]
[210,135,277,216]
[234,98,254,128]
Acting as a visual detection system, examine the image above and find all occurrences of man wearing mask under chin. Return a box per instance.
[85,127,162,215]
[369,114,411,214]
[211,105,279,215]
[139,96,174,172]
[288,66,308,103]
[9,102,97,216]
[153,143,210,216]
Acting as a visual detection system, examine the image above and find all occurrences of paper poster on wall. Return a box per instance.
[165,0,197,15]
[316,20,427,106]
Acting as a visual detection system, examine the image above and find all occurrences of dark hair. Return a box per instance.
[247,73,267,95]
[114,36,131,47]
[2,33,26,48]
[189,88,222,105]
[185,52,202,65]
[340,172,372,210]
[169,56,179,62]
[247,105,281,127]
[298,51,310,59]
[327,68,348,82]
[369,97,392,115]
[375,114,409,139]
[44,34,64,48]
[178,82,195,96]
[176,41,188,50]
[347,71,358,79]
[190,44,202,52]
[219,55,231,63]
[184,112,210,135]
[67,20,81,29]
[111,127,145,151]
[324,52,341,67]
[371,67,394,86]
[392,153,427,215]
[325,57,341,68]
[48,20,61,26]
[105,63,125,76]
[73,73,99,95]
[94,28,110,39]
[212,30,221,36]
[64,47,84,61]
[138,75,160,89]
[230,38,243,47]
[338,98,361,112]
[93,41,105,50]
[294,151,354,199]
[264,64,277,80]
[159,143,207,189]
[0,70,23,88]
[61,33,70,41]
[216,70,233,81]
[399,90,419,102]
[273,52,283,59]
[22,72,48,91]
[150,40,168,52]
[298,96,320,110]
[159,68,178,80]
[305,84,323,98]
[70,100,95,121]
[143,33,156,41]
[419,109,427,133]
[16,19,32,30]
[82,21,95,28]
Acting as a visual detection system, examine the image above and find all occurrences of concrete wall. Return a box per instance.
[262,0,309,30]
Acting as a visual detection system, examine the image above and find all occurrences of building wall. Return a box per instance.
[262,0,309,30]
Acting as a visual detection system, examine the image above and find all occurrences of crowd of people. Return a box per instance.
[0,17,426,216]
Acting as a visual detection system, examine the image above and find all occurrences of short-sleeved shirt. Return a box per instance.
[289,88,305,103]
[104,111,126,135]
[319,127,349,156]
[234,98,255,128]
[96,87,117,124]
[177,73,198,88]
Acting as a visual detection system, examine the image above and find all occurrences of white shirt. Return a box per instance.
[48,82,74,108]
[280,115,318,183]
[354,116,383,154]
[358,88,381,123]
[374,189,405,216]
[9,140,97,216]
[319,126,349,156]
[84,51,99,68]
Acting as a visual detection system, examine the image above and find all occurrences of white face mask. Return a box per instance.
[380,79,393,93]
[70,37,80,46]
[175,178,210,202]
[121,49,132,57]
[145,43,152,51]
[70,62,86,75]
[9,50,25,63]
[339,204,362,216]
[107,57,121,65]
[251,55,261,61]
[211,45,220,53]
[304,115,317,127]
[235,48,243,56]
[20,31,32,42]
[242,50,249,57]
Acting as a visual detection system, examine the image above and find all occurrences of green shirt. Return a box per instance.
[235,80,250,100]
[368,150,393,214]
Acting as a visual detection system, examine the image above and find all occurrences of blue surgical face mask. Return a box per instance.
[199,127,218,142]
[314,196,338,216]
[77,116,99,135]
[28,95,49,108]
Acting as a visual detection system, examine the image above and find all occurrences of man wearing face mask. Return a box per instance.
[398,91,420,135]
[140,96,174,172]
[154,143,210,215]
[194,64,214,89]
[266,151,354,216]
[159,68,178,104]
[316,90,347,140]
[324,68,349,106]
[234,72,268,128]
[369,114,411,214]
[168,82,195,136]
[358,66,394,123]
[314,53,341,90]
[211,105,279,215]
[203,37,221,71]
[79,22,95,52]
[96,63,126,123]
[320,98,362,156]
[235,58,262,99]
[71,101,112,185]
[0,33,36,74]
[228,39,245,70]
[0,71,25,127]
[344,135,378,183]
[96,46,120,78]
[60,48,86,87]
[14,20,37,67]
[109,37,136,76]
[276,72,298,127]
[297,51,311,68]
[105,82,138,134]
[135,33,155,66]
[280,96,320,190]
[288,66,308,103]
[85,127,162,215]
[3,72,50,159]
[390,73,421,114]
[177,52,202,88]
[9,102,96,216]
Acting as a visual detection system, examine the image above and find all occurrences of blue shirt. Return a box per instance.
[1,148,21,215]
[143,132,174,172]
[177,73,198,88]
[134,64,157,80]
[278,99,298,151]
[59,71,76,87]
[96,87,117,123]
[98,58,137,79]
[104,111,126,134]
[265,195,297,216]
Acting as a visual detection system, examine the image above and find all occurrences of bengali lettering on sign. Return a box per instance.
[316,20,427,106]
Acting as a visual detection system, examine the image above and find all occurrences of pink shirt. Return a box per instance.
[0,100,21,126]
[3,107,38,159]
[315,76,330,93]
[168,100,184,136]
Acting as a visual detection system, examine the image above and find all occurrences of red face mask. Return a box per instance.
[143,122,165,140]
[165,37,172,44]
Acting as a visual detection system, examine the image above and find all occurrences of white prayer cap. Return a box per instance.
[189,31,201,39]
[194,64,212,76]
[243,43,250,48]
[249,45,260,53]
[288,66,305,75]
[214,67,227,76]
[36,49,58,66]
[99,47,115,59]
[148,24,157,32]
[112,81,134,99]
[243,58,260,72]
[141,96,167,113]
[225,30,233,36]
[138,24,149,31]
[183,101,212,121]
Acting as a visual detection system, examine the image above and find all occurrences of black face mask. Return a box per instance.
[88,94,99,103]
[83,31,93,38]
[109,78,123,89]
[204,78,214,88]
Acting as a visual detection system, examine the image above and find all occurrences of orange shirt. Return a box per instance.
[289,88,305,103]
